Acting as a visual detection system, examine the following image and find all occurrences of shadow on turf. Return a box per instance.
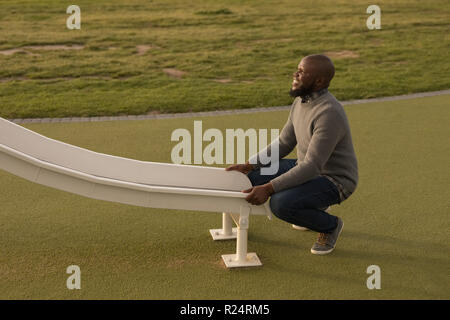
[251,228,448,266]
[249,233,308,251]
[343,230,450,256]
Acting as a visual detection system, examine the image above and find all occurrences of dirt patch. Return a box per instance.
[166,257,226,270]
[0,49,39,56]
[163,68,186,79]
[254,37,294,44]
[324,50,359,59]
[136,44,160,55]
[24,44,84,51]
[370,39,383,46]
[166,258,189,269]
[213,78,232,83]
[0,44,84,56]
[0,75,129,83]
[0,76,28,82]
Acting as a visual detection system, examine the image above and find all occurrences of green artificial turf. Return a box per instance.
[0,94,449,299]
[0,0,449,118]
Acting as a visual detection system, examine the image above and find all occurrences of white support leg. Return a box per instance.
[221,206,262,268]
[209,212,237,240]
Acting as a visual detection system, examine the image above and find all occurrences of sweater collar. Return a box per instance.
[301,88,328,103]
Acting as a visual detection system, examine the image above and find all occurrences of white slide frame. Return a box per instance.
[0,118,272,268]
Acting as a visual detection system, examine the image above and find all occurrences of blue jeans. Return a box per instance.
[247,159,341,233]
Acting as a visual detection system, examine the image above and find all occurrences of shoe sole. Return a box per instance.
[310,220,344,255]
[292,224,310,231]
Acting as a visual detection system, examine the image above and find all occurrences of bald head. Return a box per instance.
[290,54,336,98]
[301,54,335,88]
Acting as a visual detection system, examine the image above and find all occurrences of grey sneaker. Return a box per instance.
[310,217,344,255]
[292,206,329,231]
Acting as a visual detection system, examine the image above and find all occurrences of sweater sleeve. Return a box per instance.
[270,109,345,192]
[248,103,297,168]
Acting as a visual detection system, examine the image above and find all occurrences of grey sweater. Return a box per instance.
[248,91,358,200]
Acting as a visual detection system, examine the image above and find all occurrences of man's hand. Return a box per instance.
[242,182,275,205]
[225,161,255,174]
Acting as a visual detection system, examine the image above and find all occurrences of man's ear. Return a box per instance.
[313,77,322,90]
[315,76,325,87]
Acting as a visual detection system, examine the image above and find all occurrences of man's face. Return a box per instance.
[289,59,316,98]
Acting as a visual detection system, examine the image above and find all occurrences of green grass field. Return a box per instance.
[0,0,449,118]
[1,95,449,299]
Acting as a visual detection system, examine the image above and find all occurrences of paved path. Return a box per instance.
[8,89,450,124]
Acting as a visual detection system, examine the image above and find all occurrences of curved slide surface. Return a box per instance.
[0,117,272,216]
[0,117,272,267]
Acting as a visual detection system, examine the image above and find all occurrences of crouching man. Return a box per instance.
[226,54,358,255]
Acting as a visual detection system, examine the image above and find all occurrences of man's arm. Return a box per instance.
[248,104,298,169]
[225,115,296,175]
[270,109,345,193]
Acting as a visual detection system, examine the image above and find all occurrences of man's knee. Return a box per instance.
[247,169,268,186]
[269,191,304,219]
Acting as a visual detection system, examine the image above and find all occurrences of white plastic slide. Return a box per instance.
[0,117,273,268]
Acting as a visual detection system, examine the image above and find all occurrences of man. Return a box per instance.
[226,54,358,255]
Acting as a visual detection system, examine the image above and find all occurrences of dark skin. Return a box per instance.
[226,55,335,205]
[291,54,335,96]
[225,160,273,206]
